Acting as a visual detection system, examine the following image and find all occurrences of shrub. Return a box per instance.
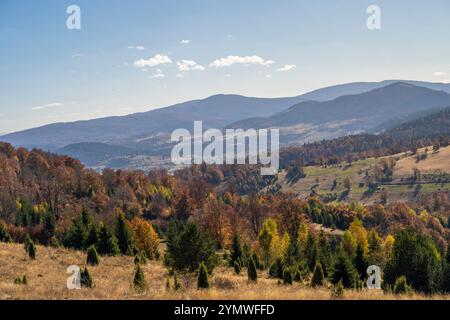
[269,258,284,279]
[197,262,210,289]
[247,256,258,282]
[14,276,27,285]
[86,245,100,266]
[331,280,344,300]
[230,233,243,267]
[173,272,182,291]
[134,250,148,265]
[133,264,147,291]
[393,276,413,295]
[311,262,325,287]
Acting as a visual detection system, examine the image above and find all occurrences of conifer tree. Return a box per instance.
[197,262,210,289]
[247,256,258,282]
[85,223,99,249]
[234,260,242,275]
[354,243,369,280]
[86,245,100,266]
[97,223,120,256]
[311,262,325,287]
[81,267,94,288]
[0,223,12,243]
[283,267,292,285]
[115,213,134,255]
[133,264,147,291]
[331,249,358,288]
[230,233,243,267]
[24,234,36,259]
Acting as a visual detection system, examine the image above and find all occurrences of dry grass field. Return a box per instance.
[394,145,450,177]
[1,243,449,300]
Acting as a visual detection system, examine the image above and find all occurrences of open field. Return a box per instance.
[274,146,450,203]
[1,243,449,300]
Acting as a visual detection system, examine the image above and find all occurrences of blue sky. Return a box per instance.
[1,0,450,134]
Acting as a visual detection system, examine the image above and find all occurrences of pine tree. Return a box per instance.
[354,243,369,280]
[0,223,12,243]
[247,256,258,282]
[331,250,358,288]
[230,233,243,267]
[283,267,292,285]
[115,213,134,255]
[85,224,99,249]
[311,262,325,287]
[234,260,241,275]
[81,267,94,288]
[197,262,210,289]
[24,234,36,259]
[133,264,147,291]
[97,223,120,256]
[86,245,100,266]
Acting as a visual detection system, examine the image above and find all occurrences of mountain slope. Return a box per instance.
[3,80,450,152]
[230,83,450,145]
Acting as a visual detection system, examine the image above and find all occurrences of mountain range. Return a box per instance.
[2,80,450,169]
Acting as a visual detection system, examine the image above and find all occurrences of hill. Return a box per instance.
[230,83,450,145]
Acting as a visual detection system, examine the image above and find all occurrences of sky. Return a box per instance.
[1,0,450,134]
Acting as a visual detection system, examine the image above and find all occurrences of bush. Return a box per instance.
[133,264,147,291]
[80,267,94,288]
[86,245,100,266]
[230,233,243,267]
[134,250,148,265]
[173,272,182,291]
[247,256,258,282]
[393,276,413,295]
[269,258,284,279]
[331,280,344,300]
[164,220,217,273]
[197,262,210,289]
[311,262,325,287]
[14,276,27,285]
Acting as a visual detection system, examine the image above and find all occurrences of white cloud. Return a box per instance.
[177,60,205,72]
[71,53,83,58]
[180,39,191,44]
[265,74,272,78]
[209,55,275,68]
[134,54,172,68]
[149,69,165,78]
[128,46,145,50]
[443,79,450,84]
[277,64,297,72]
[32,101,76,111]
[434,71,447,76]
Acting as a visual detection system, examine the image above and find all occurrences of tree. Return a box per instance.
[164,220,217,273]
[311,262,325,287]
[305,234,319,271]
[283,267,292,285]
[174,193,193,221]
[133,264,147,291]
[234,260,241,275]
[81,267,94,288]
[247,256,258,282]
[97,223,120,256]
[230,233,243,267]
[384,228,442,293]
[341,231,356,257]
[115,213,134,255]
[24,234,36,259]
[353,243,368,281]
[63,215,87,249]
[0,222,12,243]
[349,219,368,254]
[86,245,100,266]
[85,224,99,249]
[331,249,358,288]
[197,262,210,289]
[130,218,160,260]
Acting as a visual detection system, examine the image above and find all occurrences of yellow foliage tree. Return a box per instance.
[130,218,160,259]
[341,231,357,257]
[258,218,281,267]
[349,219,369,254]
